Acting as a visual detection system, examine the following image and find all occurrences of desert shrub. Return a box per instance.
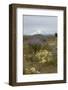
[35,49,57,65]
[46,52,57,66]
[29,44,41,53]
[35,49,49,63]
[41,44,52,51]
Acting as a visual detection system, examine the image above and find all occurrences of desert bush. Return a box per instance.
[29,44,41,53]
[35,49,49,63]
[41,44,52,51]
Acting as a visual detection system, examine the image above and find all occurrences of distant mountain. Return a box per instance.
[23,34,47,45]
[33,34,43,36]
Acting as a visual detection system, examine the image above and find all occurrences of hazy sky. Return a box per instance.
[23,15,57,35]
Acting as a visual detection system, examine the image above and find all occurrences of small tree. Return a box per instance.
[55,33,57,37]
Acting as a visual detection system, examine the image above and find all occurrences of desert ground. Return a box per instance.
[23,34,57,74]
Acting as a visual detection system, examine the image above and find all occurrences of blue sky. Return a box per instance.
[23,15,57,35]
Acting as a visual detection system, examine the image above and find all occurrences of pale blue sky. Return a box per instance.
[23,15,57,35]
